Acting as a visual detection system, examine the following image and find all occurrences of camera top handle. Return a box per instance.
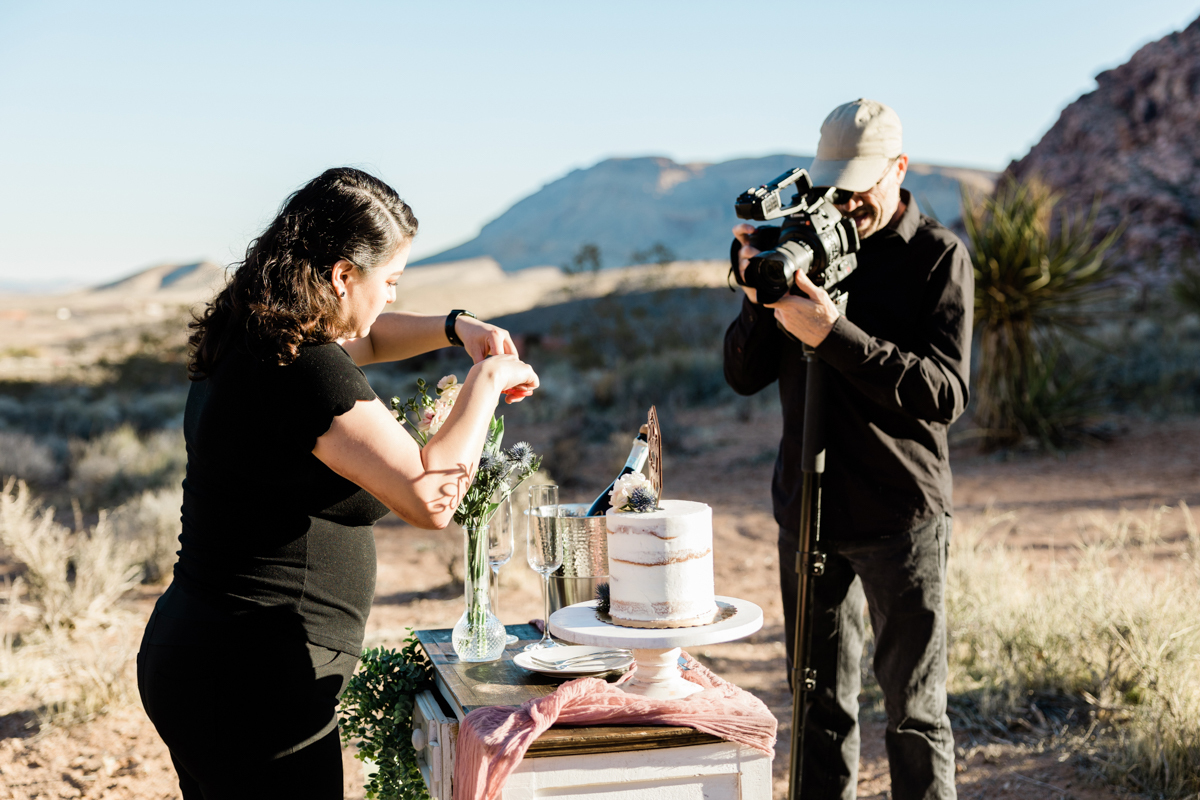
[736,167,813,221]
[736,167,850,222]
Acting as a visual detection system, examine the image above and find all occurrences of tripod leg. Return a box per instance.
[789,351,827,800]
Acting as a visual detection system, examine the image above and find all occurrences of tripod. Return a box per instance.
[787,343,829,800]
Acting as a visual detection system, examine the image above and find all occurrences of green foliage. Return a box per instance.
[339,634,434,800]
[963,176,1121,450]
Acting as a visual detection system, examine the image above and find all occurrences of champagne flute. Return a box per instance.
[525,484,563,651]
[488,493,518,645]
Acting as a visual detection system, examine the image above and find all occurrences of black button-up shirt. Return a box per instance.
[723,190,973,540]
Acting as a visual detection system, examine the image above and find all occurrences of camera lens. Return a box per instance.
[746,248,799,305]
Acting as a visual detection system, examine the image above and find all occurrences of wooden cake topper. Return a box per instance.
[646,405,663,499]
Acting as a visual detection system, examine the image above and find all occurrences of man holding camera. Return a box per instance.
[723,99,973,800]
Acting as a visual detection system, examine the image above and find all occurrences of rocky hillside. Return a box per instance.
[417,155,997,271]
[1009,15,1200,285]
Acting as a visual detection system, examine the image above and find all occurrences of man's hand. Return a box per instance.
[733,224,760,304]
[456,315,518,363]
[764,270,840,347]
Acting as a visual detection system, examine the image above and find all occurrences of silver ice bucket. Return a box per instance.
[547,503,608,614]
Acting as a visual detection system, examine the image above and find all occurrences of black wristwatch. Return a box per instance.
[445,309,477,347]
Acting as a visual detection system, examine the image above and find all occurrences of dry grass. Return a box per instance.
[948,504,1200,797]
[0,478,144,727]
[109,485,183,584]
[0,479,141,627]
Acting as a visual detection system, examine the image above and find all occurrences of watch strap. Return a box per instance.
[445,309,476,347]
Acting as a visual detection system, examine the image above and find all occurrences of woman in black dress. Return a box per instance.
[136,167,538,799]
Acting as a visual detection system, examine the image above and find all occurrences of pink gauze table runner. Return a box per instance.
[452,651,778,800]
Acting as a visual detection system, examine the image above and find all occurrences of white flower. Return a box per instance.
[437,375,462,407]
[609,471,656,512]
[417,398,453,436]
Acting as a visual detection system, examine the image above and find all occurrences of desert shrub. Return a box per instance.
[0,479,142,628]
[109,486,182,583]
[1172,253,1200,314]
[963,177,1121,450]
[68,424,186,510]
[0,381,188,439]
[1079,308,1200,414]
[0,431,61,485]
[947,506,1200,797]
[0,479,145,726]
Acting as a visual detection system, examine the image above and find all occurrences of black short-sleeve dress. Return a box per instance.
[137,342,391,794]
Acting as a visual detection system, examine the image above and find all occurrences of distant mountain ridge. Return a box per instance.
[416,155,998,271]
[93,261,228,295]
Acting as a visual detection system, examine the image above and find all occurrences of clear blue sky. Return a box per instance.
[2,0,1198,289]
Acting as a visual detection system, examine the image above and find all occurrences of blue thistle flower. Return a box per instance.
[628,486,658,513]
[478,451,500,475]
[505,441,535,470]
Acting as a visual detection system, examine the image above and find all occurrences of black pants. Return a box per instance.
[137,611,359,799]
[778,514,956,800]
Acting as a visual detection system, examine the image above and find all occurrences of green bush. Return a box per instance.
[339,635,433,800]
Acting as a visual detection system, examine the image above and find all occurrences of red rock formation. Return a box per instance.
[1008,15,1200,286]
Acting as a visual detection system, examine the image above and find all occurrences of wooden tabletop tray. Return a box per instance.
[416,626,720,758]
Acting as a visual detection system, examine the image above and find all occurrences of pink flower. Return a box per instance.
[418,398,454,436]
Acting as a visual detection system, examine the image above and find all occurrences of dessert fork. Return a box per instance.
[531,649,631,669]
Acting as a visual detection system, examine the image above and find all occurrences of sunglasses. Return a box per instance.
[819,157,900,206]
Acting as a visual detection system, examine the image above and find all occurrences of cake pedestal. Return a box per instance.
[548,596,763,699]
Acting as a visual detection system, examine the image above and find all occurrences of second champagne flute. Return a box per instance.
[525,484,563,651]
[488,494,518,645]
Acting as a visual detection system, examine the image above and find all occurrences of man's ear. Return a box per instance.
[894,154,909,187]
[330,259,355,297]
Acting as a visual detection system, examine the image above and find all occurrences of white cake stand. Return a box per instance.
[548,596,763,699]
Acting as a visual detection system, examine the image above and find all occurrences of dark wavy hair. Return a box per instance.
[187,167,418,380]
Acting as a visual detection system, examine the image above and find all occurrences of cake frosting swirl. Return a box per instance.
[605,499,718,628]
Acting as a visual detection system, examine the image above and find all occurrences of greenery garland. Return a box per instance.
[339,632,434,800]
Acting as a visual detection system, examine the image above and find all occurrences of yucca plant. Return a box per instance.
[962,177,1121,450]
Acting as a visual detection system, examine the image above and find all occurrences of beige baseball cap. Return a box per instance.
[809,99,903,193]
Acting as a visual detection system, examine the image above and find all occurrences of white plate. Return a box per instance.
[513,645,634,677]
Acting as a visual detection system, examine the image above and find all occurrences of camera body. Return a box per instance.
[733,168,861,306]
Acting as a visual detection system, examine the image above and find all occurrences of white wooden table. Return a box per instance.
[411,626,772,800]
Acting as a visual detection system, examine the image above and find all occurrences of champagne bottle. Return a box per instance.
[585,425,650,517]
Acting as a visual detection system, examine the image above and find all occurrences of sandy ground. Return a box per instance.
[4,410,1197,798]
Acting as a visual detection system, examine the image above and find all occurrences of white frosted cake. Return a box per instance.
[605,499,718,628]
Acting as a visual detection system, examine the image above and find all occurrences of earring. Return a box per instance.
[339,290,345,298]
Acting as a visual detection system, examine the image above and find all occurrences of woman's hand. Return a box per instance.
[456,315,518,363]
[475,353,539,404]
[314,354,539,529]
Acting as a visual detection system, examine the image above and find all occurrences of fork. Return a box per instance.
[531,649,631,669]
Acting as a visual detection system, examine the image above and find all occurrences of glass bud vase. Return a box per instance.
[452,522,507,662]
